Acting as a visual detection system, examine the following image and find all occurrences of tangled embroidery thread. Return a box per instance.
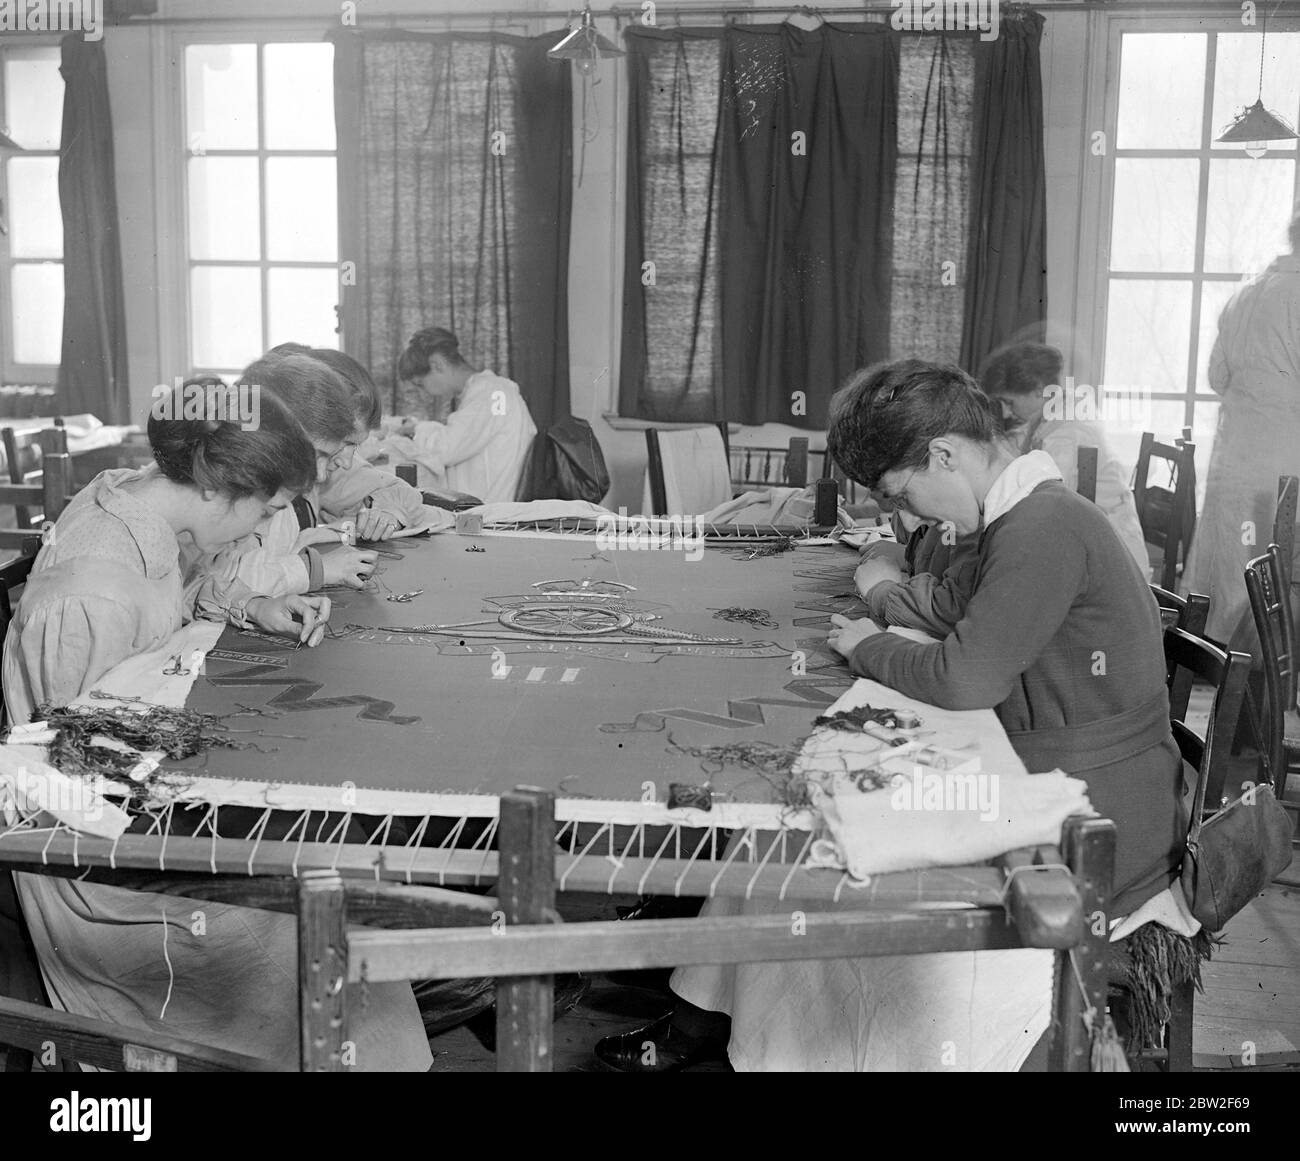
[710,606,778,630]
[727,538,796,561]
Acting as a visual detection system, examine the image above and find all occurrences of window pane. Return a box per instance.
[1116,34,1206,149]
[263,43,335,150]
[267,267,339,351]
[7,156,62,259]
[188,156,261,260]
[3,49,63,150]
[265,157,337,262]
[1104,280,1193,395]
[191,266,262,369]
[1204,158,1295,274]
[1212,32,1300,152]
[1196,280,1243,392]
[186,44,258,152]
[11,263,64,365]
[1110,159,1200,272]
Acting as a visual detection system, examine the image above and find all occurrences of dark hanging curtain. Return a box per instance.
[718,23,897,429]
[959,7,1048,373]
[332,30,572,432]
[56,36,128,423]
[620,24,896,427]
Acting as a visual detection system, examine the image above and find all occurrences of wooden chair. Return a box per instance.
[1133,432,1197,591]
[1245,547,1300,813]
[1151,586,1211,721]
[1117,628,1252,1071]
[1076,446,1098,504]
[0,427,43,533]
[0,452,70,553]
[643,424,733,517]
[728,437,809,490]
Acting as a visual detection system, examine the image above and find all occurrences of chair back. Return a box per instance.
[1245,545,1296,792]
[1076,446,1098,504]
[1152,585,1211,719]
[728,437,809,491]
[643,425,732,516]
[0,451,71,551]
[1134,432,1197,590]
[1164,628,1252,816]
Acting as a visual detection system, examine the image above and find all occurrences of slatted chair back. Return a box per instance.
[0,427,42,533]
[1076,446,1098,504]
[1134,432,1197,590]
[0,452,71,552]
[1164,628,1252,816]
[1273,477,1298,590]
[1151,586,1211,721]
[728,437,810,491]
[1245,546,1296,794]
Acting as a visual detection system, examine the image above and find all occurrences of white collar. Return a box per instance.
[981,450,1063,528]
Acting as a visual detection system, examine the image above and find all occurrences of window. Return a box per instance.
[1099,27,1300,487]
[183,41,338,382]
[0,44,64,386]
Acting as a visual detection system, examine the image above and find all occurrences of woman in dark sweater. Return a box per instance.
[595,359,1190,1073]
[826,359,1184,916]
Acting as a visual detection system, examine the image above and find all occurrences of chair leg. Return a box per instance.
[1167,979,1194,1072]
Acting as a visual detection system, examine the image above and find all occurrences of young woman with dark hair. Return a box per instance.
[598,359,1192,1073]
[1,392,432,1069]
[381,326,537,503]
[978,341,1148,571]
[187,353,380,627]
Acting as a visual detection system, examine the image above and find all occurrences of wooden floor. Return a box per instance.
[427,878,1300,1072]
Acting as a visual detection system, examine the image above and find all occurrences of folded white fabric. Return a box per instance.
[0,742,131,839]
[70,620,224,711]
[800,679,1093,882]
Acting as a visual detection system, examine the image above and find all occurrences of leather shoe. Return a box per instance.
[593,1012,729,1072]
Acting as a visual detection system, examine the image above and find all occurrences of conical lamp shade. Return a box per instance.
[1217,98,1299,145]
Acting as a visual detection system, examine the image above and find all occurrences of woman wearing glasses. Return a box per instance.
[186,354,379,629]
[597,360,1190,1072]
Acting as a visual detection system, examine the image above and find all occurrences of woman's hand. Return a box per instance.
[854,554,906,598]
[354,505,403,542]
[246,594,333,647]
[321,547,378,588]
[827,613,883,661]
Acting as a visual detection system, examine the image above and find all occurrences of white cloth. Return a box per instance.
[380,371,537,503]
[982,449,1063,526]
[640,426,733,516]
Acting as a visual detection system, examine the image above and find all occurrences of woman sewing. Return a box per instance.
[383,326,537,503]
[596,360,1192,1073]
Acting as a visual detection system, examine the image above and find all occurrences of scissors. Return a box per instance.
[386,589,424,603]
[162,654,191,676]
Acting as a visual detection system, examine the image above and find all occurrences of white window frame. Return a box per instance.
[0,38,64,387]
[154,26,342,384]
[1077,8,1300,443]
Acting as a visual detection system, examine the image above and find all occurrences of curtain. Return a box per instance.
[333,30,571,432]
[891,35,974,364]
[620,24,896,427]
[959,7,1048,373]
[56,36,128,423]
[719,23,896,429]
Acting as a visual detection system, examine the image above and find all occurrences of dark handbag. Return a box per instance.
[1180,778,1294,932]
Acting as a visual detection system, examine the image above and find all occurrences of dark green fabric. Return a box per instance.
[56,36,128,423]
[958,8,1048,373]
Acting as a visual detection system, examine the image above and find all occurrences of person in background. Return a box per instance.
[1,387,431,1069]
[384,326,537,503]
[1185,207,1300,649]
[979,341,1149,574]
